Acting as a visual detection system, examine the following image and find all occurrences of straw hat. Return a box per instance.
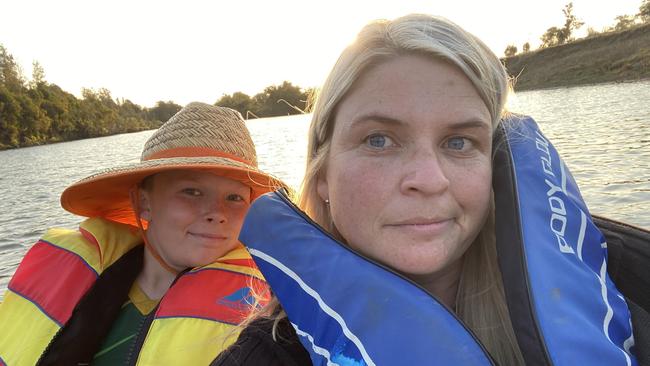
[61,102,282,227]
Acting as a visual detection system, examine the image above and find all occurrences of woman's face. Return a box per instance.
[317,55,492,283]
[140,170,251,270]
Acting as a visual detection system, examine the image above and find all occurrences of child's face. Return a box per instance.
[140,170,251,270]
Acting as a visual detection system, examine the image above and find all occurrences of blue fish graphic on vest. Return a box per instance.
[217,286,256,311]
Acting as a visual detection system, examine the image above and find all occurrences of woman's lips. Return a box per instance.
[385,218,453,235]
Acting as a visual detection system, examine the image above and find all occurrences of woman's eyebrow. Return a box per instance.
[349,113,406,128]
[447,119,491,131]
[350,114,490,131]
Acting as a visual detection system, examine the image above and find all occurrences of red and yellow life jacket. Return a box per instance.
[0,217,266,365]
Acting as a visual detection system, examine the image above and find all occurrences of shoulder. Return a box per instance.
[212,317,311,366]
[78,218,142,263]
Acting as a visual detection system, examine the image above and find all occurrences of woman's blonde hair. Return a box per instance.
[261,14,523,365]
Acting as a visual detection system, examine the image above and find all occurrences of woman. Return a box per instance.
[215,14,641,366]
[0,102,281,365]
[215,14,523,366]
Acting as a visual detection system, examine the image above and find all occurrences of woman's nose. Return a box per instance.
[399,151,450,195]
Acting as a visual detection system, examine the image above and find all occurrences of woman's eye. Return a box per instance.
[182,188,202,196]
[364,133,395,149]
[446,137,470,151]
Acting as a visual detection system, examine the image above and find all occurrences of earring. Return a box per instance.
[325,199,330,204]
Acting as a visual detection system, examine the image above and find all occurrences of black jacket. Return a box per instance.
[212,317,311,366]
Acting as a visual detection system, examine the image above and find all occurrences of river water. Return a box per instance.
[1,80,649,299]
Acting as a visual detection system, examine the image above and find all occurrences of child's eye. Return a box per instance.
[363,133,396,149]
[226,194,245,202]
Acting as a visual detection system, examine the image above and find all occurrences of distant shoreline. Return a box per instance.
[503,23,650,91]
[514,77,650,95]
[3,24,649,152]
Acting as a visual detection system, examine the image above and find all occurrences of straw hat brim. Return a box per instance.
[60,156,284,227]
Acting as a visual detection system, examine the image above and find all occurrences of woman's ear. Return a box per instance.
[316,172,329,203]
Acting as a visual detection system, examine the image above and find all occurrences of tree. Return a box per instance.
[540,2,584,47]
[16,93,50,145]
[252,81,307,117]
[560,2,584,43]
[540,26,563,48]
[0,85,21,148]
[215,92,253,116]
[504,45,518,57]
[39,83,76,139]
[613,15,636,31]
[0,44,25,92]
[117,99,151,132]
[639,0,650,23]
[522,42,531,53]
[149,101,181,122]
[31,61,46,88]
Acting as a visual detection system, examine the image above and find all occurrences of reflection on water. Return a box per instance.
[0,80,648,298]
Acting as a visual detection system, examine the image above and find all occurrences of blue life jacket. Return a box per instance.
[493,115,637,365]
[239,115,638,366]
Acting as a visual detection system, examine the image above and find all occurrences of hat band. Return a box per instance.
[143,147,253,166]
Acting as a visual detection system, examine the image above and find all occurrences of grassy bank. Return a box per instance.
[503,23,650,91]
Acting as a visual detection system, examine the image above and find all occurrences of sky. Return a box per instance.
[1,0,644,108]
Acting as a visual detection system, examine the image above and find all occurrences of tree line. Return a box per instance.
[504,0,650,57]
[0,42,315,150]
[12,0,646,149]
[0,45,183,150]
[214,81,312,119]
